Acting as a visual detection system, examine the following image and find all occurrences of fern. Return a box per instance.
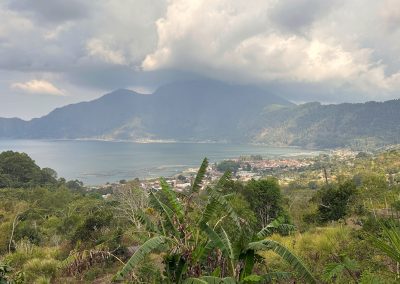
[113,236,167,281]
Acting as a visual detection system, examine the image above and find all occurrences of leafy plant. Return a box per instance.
[113,159,316,283]
[322,255,359,282]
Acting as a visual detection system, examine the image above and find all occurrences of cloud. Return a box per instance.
[86,38,127,65]
[142,0,400,98]
[268,0,341,34]
[6,0,90,24]
[1,0,400,112]
[11,80,65,96]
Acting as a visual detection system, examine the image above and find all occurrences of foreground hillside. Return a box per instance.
[2,149,400,283]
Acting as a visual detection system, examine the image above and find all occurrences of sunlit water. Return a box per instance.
[0,140,322,185]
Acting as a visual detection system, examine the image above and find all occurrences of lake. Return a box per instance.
[0,140,322,185]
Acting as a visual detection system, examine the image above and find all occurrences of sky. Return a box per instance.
[1,0,400,119]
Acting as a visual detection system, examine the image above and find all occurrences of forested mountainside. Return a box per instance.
[0,80,291,142]
[253,99,400,148]
[1,80,400,149]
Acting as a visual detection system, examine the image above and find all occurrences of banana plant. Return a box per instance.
[369,221,400,280]
[113,159,316,283]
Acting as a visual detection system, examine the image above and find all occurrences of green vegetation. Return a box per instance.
[216,160,241,174]
[257,100,400,148]
[2,149,400,282]
[0,151,57,188]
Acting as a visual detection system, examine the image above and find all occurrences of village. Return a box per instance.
[95,149,360,198]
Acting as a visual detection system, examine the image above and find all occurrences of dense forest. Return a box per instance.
[255,100,400,148]
[1,150,400,283]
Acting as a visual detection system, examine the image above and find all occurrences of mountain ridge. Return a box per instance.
[1,80,400,149]
[0,80,291,142]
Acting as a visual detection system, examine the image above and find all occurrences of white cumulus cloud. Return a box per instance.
[11,79,65,96]
[86,38,127,65]
[142,0,400,96]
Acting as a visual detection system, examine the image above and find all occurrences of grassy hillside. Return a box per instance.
[2,150,400,282]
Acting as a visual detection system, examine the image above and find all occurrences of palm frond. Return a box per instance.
[199,197,220,225]
[247,239,316,284]
[113,236,167,281]
[221,227,235,260]
[159,177,184,219]
[192,158,209,193]
[221,227,236,275]
[200,222,229,256]
[192,239,215,263]
[149,192,179,236]
[239,249,255,280]
[369,223,400,263]
[208,189,241,229]
[135,209,158,233]
[256,217,295,239]
[216,171,232,188]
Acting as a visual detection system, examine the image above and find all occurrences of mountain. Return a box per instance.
[0,80,291,142]
[2,80,400,149]
[253,100,400,148]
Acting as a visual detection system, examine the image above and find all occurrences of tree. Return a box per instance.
[113,159,315,283]
[0,151,57,188]
[216,160,240,174]
[317,180,357,222]
[0,151,42,188]
[241,178,284,228]
[65,180,84,191]
[40,167,58,185]
[113,185,149,228]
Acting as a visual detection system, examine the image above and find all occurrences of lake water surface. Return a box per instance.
[0,140,322,185]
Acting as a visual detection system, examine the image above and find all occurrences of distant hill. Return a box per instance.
[0,80,291,142]
[253,100,400,148]
[2,80,399,149]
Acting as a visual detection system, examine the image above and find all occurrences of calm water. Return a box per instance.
[0,140,322,185]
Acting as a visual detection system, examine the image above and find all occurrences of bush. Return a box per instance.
[317,181,357,222]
